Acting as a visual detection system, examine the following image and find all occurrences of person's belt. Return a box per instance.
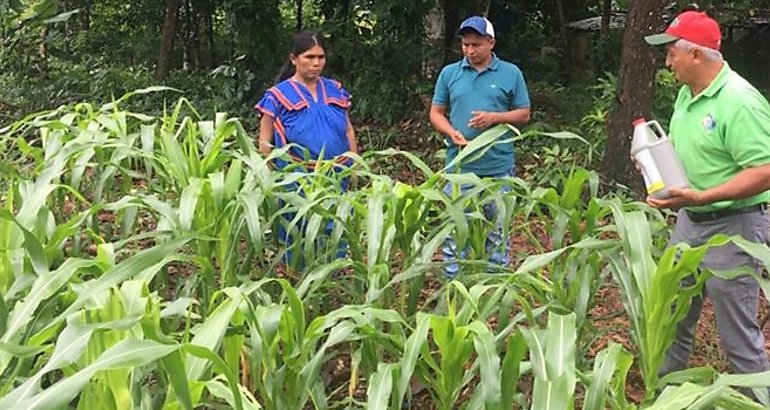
[686,203,767,223]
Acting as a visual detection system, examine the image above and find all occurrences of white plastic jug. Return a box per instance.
[630,118,690,199]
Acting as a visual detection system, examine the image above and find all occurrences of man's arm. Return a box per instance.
[648,163,770,208]
[430,104,468,145]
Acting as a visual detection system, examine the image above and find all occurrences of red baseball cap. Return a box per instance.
[645,11,722,51]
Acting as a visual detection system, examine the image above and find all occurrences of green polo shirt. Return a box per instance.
[670,62,770,212]
[432,54,530,176]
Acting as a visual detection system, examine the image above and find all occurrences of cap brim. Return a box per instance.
[644,33,678,46]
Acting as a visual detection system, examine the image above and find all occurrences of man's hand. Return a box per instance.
[449,129,469,146]
[630,155,641,172]
[468,111,499,129]
[647,186,703,209]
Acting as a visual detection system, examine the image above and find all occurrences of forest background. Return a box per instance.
[2,0,768,192]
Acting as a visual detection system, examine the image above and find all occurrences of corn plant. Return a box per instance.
[10,91,770,409]
[516,129,596,190]
[0,235,194,382]
[1,296,250,410]
[581,342,635,410]
[647,370,770,410]
[383,276,545,409]
[513,312,635,410]
[517,171,618,352]
[600,199,718,401]
[362,274,542,409]
[238,277,407,409]
[520,312,578,409]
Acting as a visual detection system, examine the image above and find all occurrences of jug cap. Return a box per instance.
[632,117,647,126]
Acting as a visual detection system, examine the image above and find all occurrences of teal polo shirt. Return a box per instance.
[670,62,770,212]
[432,54,530,176]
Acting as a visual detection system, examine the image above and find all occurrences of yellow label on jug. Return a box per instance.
[633,151,665,194]
[647,181,665,194]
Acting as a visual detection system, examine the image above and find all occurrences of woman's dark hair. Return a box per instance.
[275,31,327,83]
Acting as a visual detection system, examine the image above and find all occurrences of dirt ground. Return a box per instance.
[588,284,770,404]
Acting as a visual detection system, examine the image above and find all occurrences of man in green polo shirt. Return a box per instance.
[430,15,531,277]
[644,10,770,397]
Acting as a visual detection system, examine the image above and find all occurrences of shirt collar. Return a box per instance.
[687,61,731,104]
[461,53,501,71]
[699,61,731,98]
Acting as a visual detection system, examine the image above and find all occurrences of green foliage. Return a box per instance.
[578,68,680,160]
[0,0,73,72]
[2,91,770,409]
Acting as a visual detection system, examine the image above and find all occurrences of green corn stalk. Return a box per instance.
[0,312,141,407]
[521,312,578,410]
[4,338,245,410]
[600,199,727,401]
[520,177,618,356]
[0,235,194,380]
[76,284,142,410]
[404,282,517,410]
[582,343,635,410]
[1,277,249,410]
[240,278,404,409]
[525,168,602,249]
[423,314,475,409]
[646,370,770,410]
[9,339,178,410]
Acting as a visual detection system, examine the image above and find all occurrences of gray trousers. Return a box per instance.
[660,208,770,378]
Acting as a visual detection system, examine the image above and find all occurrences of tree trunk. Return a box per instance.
[296,0,303,32]
[37,25,48,75]
[189,0,200,70]
[482,0,492,16]
[203,0,214,67]
[38,26,48,60]
[438,0,495,66]
[598,0,611,67]
[600,0,665,196]
[81,0,91,30]
[62,0,72,41]
[438,0,460,66]
[425,3,445,79]
[181,0,199,71]
[554,0,571,83]
[156,0,181,81]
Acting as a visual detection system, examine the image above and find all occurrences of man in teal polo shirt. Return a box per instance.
[430,15,531,276]
[644,10,770,398]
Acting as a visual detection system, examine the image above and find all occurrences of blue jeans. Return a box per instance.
[442,169,514,277]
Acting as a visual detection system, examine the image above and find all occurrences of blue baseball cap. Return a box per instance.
[459,16,495,39]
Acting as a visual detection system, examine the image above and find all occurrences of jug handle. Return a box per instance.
[647,120,668,139]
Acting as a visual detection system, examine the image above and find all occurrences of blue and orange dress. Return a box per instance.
[256,76,353,171]
[256,76,354,266]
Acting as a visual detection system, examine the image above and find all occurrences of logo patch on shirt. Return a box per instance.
[702,114,716,133]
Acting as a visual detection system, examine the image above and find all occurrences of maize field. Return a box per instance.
[0,89,769,409]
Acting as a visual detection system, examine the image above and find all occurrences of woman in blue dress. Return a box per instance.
[256,31,358,268]
[256,30,358,169]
